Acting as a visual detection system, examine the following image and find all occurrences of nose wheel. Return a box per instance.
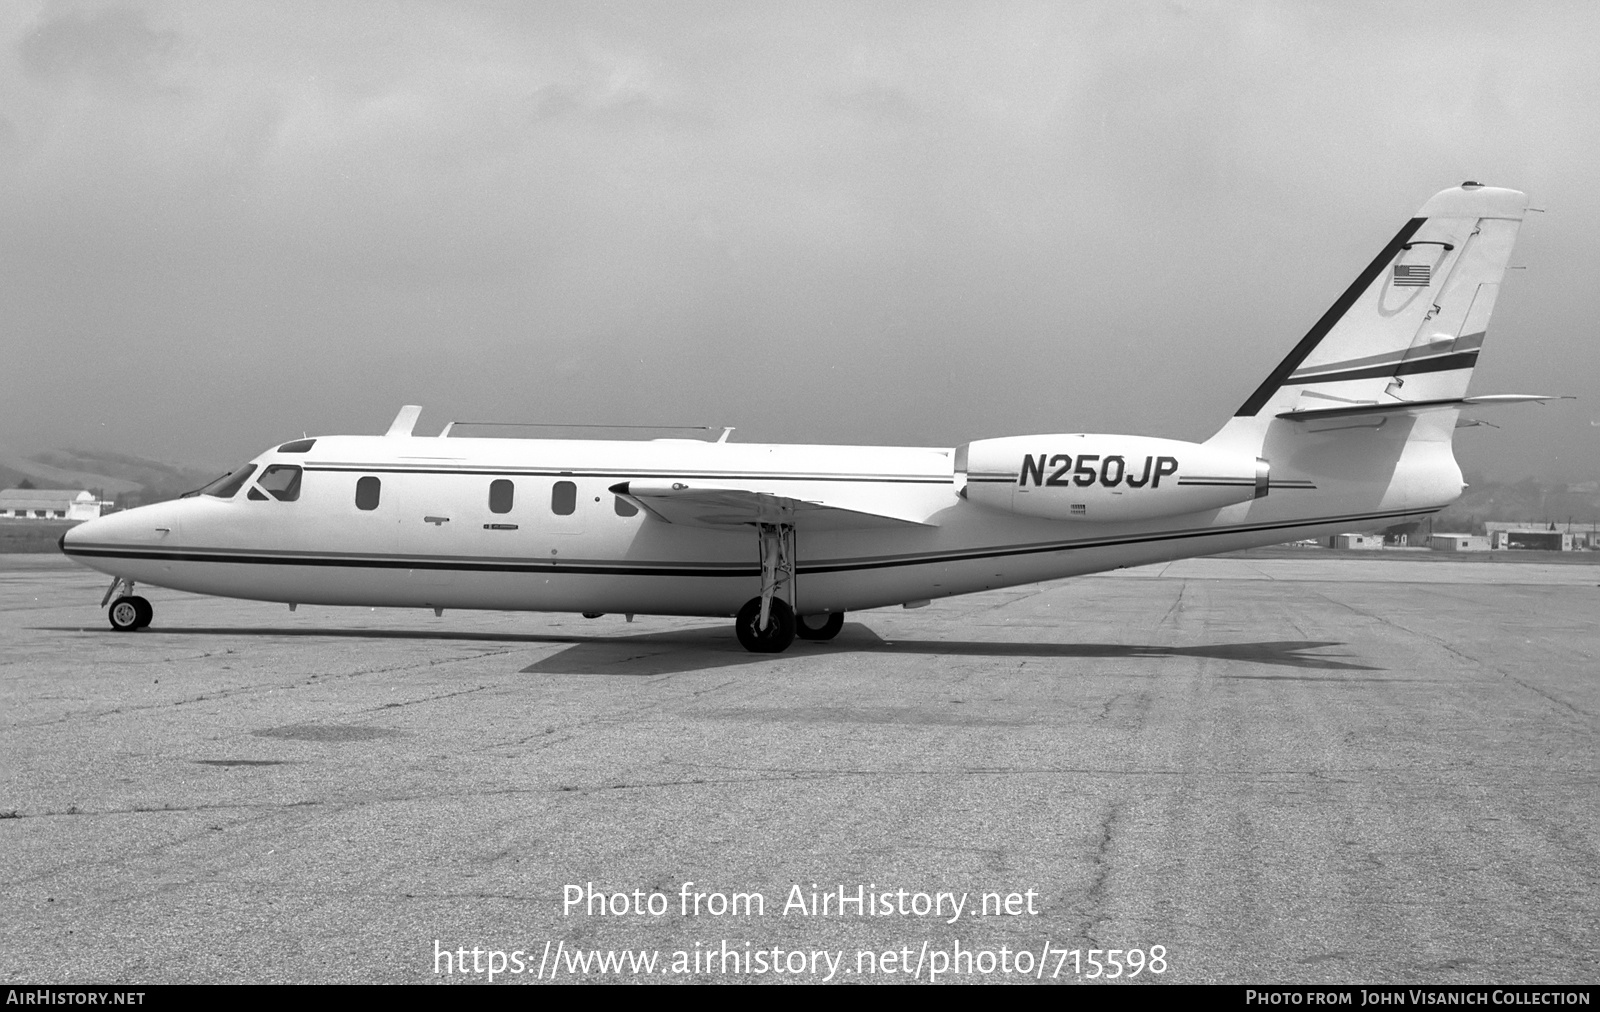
[108,594,153,631]
[102,577,153,631]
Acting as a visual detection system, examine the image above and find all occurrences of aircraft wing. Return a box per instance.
[608,481,936,531]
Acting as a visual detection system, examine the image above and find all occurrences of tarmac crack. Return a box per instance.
[1076,800,1124,947]
[1315,590,1595,723]
[12,647,522,729]
[6,799,322,820]
[1155,582,1188,629]
[361,682,496,713]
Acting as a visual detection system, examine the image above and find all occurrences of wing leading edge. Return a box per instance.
[608,481,937,531]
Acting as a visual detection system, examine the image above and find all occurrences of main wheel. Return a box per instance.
[734,597,796,654]
[795,611,845,641]
[108,595,152,632]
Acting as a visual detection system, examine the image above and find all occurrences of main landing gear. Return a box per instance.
[102,577,152,632]
[796,611,845,641]
[733,523,844,653]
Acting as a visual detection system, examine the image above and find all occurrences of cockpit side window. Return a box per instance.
[200,465,258,499]
[257,465,303,502]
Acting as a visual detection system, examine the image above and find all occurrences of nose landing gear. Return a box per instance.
[102,577,153,631]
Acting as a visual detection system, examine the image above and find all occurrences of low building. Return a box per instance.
[0,489,106,521]
[1481,521,1591,550]
[1329,533,1384,549]
[1430,533,1489,552]
[1489,529,1572,551]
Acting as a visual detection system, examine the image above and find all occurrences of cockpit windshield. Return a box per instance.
[190,464,258,499]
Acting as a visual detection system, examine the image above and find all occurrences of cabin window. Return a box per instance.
[551,481,576,516]
[257,465,303,502]
[489,479,514,514]
[201,465,257,499]
[277,438,316,453]
[355,476,381,511]
[614,496,638,517]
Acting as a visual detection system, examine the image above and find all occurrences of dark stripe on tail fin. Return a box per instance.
[1235,217,1425,416]
[1286,349,1481,387]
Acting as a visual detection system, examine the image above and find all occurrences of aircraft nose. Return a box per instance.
[61,505,185,558]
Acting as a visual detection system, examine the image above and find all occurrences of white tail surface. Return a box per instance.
[1214,186,1524,431]
[1205,183,1529,521]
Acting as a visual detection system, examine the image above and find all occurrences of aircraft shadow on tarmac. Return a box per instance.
[516,625,1384,676]
[43,622,1381,677]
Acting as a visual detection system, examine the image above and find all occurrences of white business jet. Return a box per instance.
[63,183,1558,652]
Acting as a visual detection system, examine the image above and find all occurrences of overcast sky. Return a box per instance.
[2,1,1596,480]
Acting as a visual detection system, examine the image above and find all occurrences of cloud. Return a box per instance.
[824,81,920,124]
[17,5,182,91]
[1,3,1597,480]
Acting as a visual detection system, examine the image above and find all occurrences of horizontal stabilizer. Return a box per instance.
[1276,394,1565,423]
[609,481,934,531]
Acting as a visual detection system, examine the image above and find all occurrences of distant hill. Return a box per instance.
[0,446,215,505]
[1430,477,1600,534]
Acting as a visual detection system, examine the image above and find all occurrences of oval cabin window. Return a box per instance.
[489,479,514,514]
[551,481,576,516]
[355,476,381,511]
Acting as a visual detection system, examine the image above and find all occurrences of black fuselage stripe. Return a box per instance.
[61,507,1435,578]
[973,479,1316,488]
[303,466,951,484]
[1235,217,1427,417]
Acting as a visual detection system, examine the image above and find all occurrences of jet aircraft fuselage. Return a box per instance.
[62,183,1555,652]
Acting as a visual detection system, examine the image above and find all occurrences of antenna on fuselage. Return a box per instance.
[385,405,423,437]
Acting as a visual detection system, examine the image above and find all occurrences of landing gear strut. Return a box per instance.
[736,523,797,653]
[102,577,152,632]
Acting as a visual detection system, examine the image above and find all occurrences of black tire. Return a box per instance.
[109,595,148,632]
[795,611,845,641]
[734,597,796,654]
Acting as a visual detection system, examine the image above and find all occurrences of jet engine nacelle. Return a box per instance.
[956,434,1269,522]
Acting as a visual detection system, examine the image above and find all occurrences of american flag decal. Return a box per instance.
[1393,264,1431,287]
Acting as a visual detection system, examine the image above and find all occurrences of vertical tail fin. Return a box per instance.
[1217,183,1528,446]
